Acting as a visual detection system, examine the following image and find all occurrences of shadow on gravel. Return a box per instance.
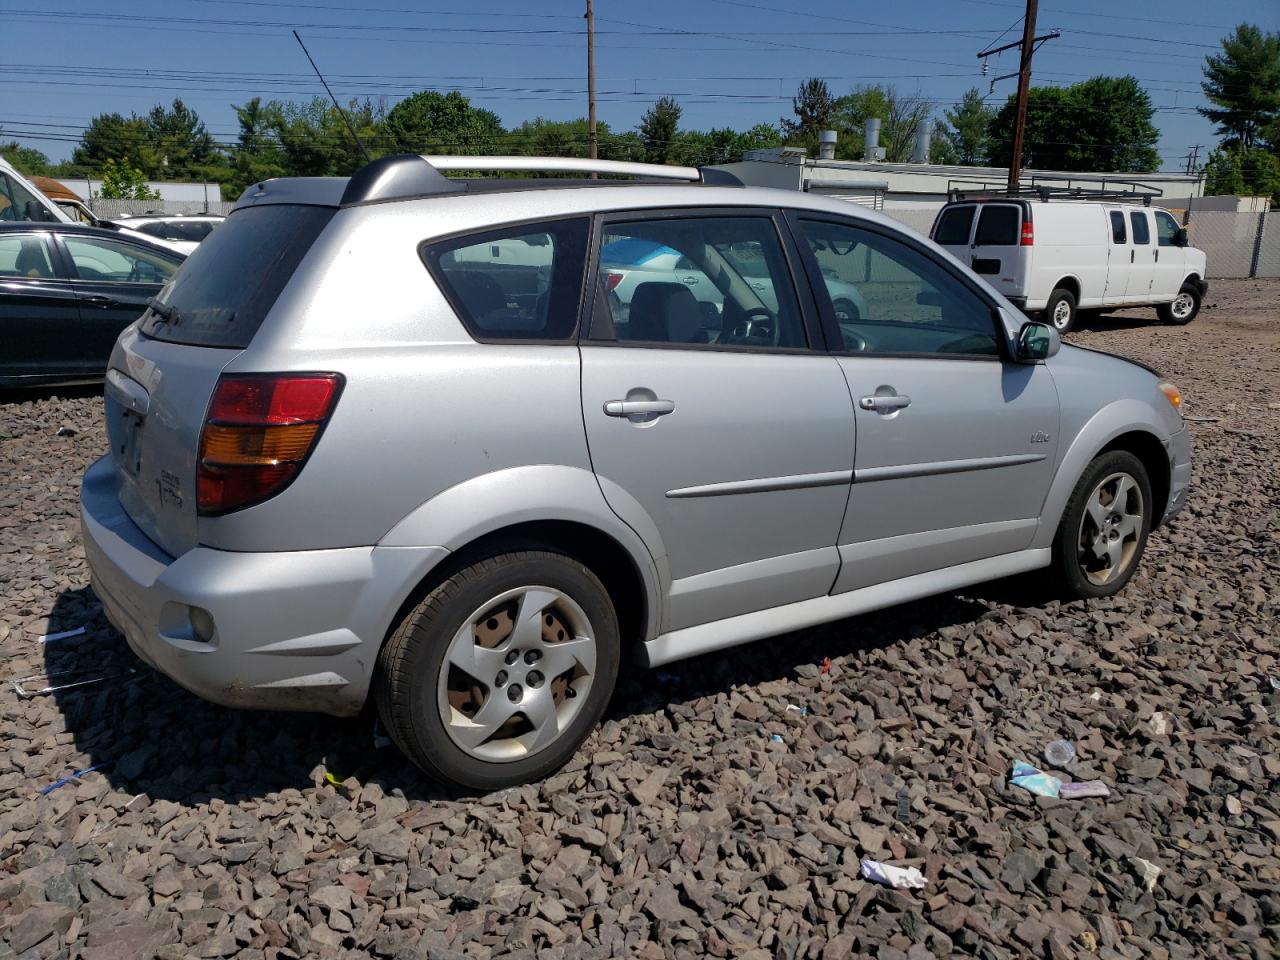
[1071,312,1166,334]
[43,572,1046,805]
[0,384,103,406]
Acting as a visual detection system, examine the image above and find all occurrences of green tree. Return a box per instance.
[1200,24,1280,150]
[929,119,958,165]
[226,97,287,197]
[0,141,50,176]
[263,97,384,177]
[667,124,782,166]
[382,90,503,155]
[141,99,218,177]
[1204,147,1280,203]
[945,88,994,165]
[988,77,1159,172]
[781,78,835,149]
[73,112,150,170]
[97,158,160,200]
[639,96,682,164]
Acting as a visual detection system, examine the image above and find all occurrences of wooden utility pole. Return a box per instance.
[1007,0,1038,193]
[586,0,597,169]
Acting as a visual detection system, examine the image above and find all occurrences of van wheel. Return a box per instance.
[1157,282,1201,325]
[1046,288,1077,334]
[1050,451,1152,600]
[375,549,620,791]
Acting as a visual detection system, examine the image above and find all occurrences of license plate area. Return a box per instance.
[118,409,144,478]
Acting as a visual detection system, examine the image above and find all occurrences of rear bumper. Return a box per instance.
[1161,425,1191,525]
[80,455,447,715]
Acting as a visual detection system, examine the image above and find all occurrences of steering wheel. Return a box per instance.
[726,306,778,346]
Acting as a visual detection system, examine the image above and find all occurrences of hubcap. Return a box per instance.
[1172,292,1193,318]
[1052,299,1072,330]
[1077,472,1144,586]
[437,586,596,762]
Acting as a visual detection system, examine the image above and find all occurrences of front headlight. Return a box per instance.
[1158,380,1182,414]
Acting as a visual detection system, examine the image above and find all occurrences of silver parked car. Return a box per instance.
[81,155,1191,790]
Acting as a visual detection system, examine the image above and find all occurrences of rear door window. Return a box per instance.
[423,218,588,341]
[974,205,1020,246]
[1109,211,1127,244]
[1129,211,1150,245]
[0,234,56,278]
[141,204,334,348]
[933,206,975,245]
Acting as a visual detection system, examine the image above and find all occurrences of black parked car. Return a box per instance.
[0,222,185,387]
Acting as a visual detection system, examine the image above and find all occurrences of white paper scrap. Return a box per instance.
[859,858,927,890]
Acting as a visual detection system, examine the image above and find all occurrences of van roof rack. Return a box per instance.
[947,176,1162,205]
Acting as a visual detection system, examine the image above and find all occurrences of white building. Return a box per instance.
[712,147,1204,214]
[63,177,223,209]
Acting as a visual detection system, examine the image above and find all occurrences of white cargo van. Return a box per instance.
[931,197,1208,333]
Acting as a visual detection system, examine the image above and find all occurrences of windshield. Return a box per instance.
[140,204,333,348]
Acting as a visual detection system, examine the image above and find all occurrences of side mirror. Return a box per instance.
[1016,321,1060,362]
[24,200,54,222]
[1174,227,1188,248]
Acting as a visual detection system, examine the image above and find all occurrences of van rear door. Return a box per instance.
[931,203,976,261]
[967,202,1028,299]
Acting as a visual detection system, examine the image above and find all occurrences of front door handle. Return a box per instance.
[604,399,675,418]
[859,394,911,412]
[82,295,119,308]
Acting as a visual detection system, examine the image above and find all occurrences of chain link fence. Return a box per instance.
[879,206,1279,280]
[86,198,235,218]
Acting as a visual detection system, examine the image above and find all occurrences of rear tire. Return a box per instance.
[1157,282,1201,325]
[1050,451,1152,600]
[375,549,620,791]
[1045,287,1077,334]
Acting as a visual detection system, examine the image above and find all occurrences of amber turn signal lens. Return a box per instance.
[1158,381,1182,411]
[200,423,321,466]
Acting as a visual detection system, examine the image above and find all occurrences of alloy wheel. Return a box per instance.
[1076,472,1144,586]
[437,586,596,762]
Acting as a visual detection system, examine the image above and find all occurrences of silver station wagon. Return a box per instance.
[81,155,1191,790]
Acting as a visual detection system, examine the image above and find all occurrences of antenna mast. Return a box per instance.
[293,30,371,165]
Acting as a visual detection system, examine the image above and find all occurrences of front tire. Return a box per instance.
[1045,287,1077,334]
[1157,282,1201,325]
[375,549,620,791]
[1050,451,1152,600]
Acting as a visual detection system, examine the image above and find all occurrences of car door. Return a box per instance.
[59,232,181,376]
[1126,210,1155,301]
[579,210,855,632]
[1151,209,1187,299]
[0,232,85,383]
[788,213,1060,593]
[1103,209,1129,303]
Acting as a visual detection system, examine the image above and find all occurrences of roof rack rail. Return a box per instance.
[421,155,704,182]
[947,176,1163,206]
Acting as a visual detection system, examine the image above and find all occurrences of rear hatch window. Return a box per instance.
[141,204,333,349]
[933,205,975,246]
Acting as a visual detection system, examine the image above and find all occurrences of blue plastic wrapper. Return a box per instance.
[1010,760,1062,798]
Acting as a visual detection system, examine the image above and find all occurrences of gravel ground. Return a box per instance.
[1,278,1277,960]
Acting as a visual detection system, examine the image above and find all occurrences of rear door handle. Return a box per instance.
[604,399,675,417]
[859,394,911,412]
[82,295,119,308]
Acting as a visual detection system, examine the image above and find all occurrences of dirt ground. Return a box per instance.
[0,278,1277,960]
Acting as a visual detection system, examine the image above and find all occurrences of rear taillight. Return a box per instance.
[197,373,342,515]
[604,271,624,291]
[1020,220,1034,246]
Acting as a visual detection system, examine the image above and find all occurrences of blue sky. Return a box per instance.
[6,0,1278,172]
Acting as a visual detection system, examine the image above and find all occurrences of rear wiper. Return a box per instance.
[146,297,182,326]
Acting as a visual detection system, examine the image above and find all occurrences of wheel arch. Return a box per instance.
[1182,271,1202,287]
[1050,276,1081,301]
[377,465,665,657]
[1034,401,1173,549]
